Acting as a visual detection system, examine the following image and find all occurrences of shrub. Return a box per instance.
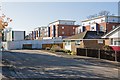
[64,50,71,53]
[103,45,113,51]
[70,51,76,55]
[51,45,62,51]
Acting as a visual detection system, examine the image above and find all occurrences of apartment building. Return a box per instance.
[30,26,50,40]
[3,30,25,41]
[49,20,79,38]
[81,16,120,33]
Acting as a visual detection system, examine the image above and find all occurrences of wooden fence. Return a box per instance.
[77,48,120,62]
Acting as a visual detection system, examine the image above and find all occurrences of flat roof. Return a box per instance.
[49,20,76,24]
[82,15,120,22]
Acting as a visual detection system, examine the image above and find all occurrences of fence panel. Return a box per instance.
[117,51,120,62]
[100,50,115,61]
[77,48,86,56]
[77,48,120,62]
[87,49,98,58]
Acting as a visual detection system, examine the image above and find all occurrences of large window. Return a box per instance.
[111,38,113,45]
[62,26,64,29]
[98,40,103,44]
[75,40,81,45]
[65,41,71,45]
[62,31,64,34]
[114,41,120,45]
[100,26,104,32]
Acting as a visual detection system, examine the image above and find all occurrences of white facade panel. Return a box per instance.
[5,31,25,41]
[107,16,119,23]
[59,20,75,25]
[14,31,25,41]
[90,23,98,31]
[6,31,12,41]
[82,16,120,26]
[2,39,63,50]
[49,22,59,27]
[109,30,120,38]
[82,17,105,26]
[75,26,83,34]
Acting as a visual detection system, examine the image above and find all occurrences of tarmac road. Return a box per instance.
[1,50,120,80]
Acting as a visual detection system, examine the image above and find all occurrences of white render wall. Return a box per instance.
[109,30,120,38]
[59,20,75,25]
[82,16,120,26]
[14,31,25,41]
[49,20,75,26]
[107,16,119,23]
[6,31,12,41]
[82,17,105,26]
[5,31,25,41]
[2,39,63,50]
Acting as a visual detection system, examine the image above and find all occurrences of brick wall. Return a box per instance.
[83,40,105,49]
[58,25,79,37]
[49,24,79,37]
[84,22,120,32]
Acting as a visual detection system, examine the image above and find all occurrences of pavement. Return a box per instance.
[1,50,120,80]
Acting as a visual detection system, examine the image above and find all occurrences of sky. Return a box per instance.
[1,2,118,34]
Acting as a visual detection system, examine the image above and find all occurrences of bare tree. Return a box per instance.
[87,10,111,19]
[98,10,110,16]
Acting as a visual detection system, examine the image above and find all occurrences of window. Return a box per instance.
[75,40,81,45]
[112,25,116,29]
[68,41,71,45]
[65,41,71,45]
[73,27,75,29]
[65,42,67,45]
[73,32,75,34]
[100,26,104,31]
[91,27,94,30]
[113,19,115,22]
[114,41,120,45]
[62,26,64,29]
[62,31,64,34]
[111,38,113,45]
[98,40,103,44]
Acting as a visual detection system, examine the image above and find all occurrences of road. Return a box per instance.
[1,50,120,80]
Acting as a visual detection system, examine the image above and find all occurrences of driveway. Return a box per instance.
[1,50,120,80]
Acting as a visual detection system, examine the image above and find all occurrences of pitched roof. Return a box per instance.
[65,31,104,40]
[66,31,87,39]
[102,26,120,38]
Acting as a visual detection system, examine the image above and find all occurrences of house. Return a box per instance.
[81,16,120,33]
[3,30,26,41]
[102,26,120,51]
[49,20,79,38]
[63,31,105,53]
